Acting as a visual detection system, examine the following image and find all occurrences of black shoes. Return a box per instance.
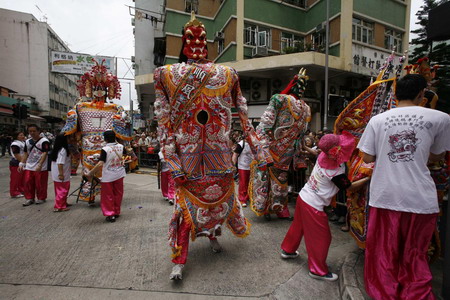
[106,216,116,223]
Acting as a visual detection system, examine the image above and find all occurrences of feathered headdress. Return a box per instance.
[77,59,121,100]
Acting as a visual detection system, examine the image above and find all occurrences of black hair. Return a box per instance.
[50,133,69,162]
[395,74,427,101]
[27,124,40,132]
[13,131,24,140]
[103,130,116,143]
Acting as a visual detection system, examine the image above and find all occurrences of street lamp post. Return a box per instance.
[323,0,330,131]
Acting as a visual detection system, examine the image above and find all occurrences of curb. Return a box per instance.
[339,252,365,300]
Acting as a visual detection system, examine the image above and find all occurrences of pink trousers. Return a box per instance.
[238,169,250,204]
[54,181,70,209]
[281,196,331,276]
[10,166,24,197]
[24,170,48,201]
[100,178,124,217]
[172,218,217,265]
[364,207,437,300]
[161,170,175,199]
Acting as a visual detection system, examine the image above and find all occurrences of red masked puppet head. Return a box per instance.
[182,11,208,60]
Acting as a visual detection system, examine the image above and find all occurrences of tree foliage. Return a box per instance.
[410,0,450,113]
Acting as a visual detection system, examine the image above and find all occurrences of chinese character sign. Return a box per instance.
[51,51,115,75]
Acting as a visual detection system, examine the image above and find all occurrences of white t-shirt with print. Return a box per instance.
[299,163,345,211]
[51,148,71,182]
[358,106,450,214]
[24,137,50,171]
[102,143,126,183]
[237,140,254,170]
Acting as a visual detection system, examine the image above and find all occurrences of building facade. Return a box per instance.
[133,0,165,121]
[135,0,411,130]
[0,8,79,131]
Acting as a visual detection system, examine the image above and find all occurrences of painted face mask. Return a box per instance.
[182,12,208,60]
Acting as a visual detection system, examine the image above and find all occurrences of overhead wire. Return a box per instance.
[75,31,131,53]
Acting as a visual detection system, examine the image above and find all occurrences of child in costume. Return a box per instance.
[9,131,26,198]
[280,131,369,281]
[50,134,71,212]
[86,131,126,223]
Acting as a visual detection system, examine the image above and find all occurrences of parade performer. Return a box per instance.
[334,52,405,248]
[359,74,450,300]
[61,60,132,204]
[86,131,126,223]
[249,69,311,220]
[154,12,271,280]
[280,132,370,281]
[19,124,51,206]
[405,57,447,262]
[9,131,26,198]
[50,134,71,212]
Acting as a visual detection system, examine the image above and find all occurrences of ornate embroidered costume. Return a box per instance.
[154,13,270,280]
[249,69,311,217]
[334,52,405,248]
[61,61,132,202]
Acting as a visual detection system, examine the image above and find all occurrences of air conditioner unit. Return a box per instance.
[251,46,268,57]
[131,56,135,62]
[214,31,225,41]
[316,21,326,32]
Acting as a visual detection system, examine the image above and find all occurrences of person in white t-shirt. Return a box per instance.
[232,137,254,207]
[358,74,450,300]
[19,124,51,206]
[86,130,126,223]
[280,131,370,281]
[50,134,71,212]
[9,131,26,198]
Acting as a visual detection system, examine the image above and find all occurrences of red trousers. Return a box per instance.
[238,169,250,204]
[161,170,175,199]
[54,181,70,210]
[24,170,48,201]
[172,219,217,265]
[100,178,124,217]
[9,166,24,197]
[364,207,437,300]
[281,196,331,276]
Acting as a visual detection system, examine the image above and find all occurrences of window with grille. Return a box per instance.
[244,24,271,48]
[185,0,199,14]
[352,17,373,45]
[283,0,306,8]
[218,39,224,54]
[281,32,304,53]
[384,29,402,52]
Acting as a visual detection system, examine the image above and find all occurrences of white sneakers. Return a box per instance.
[12,194,24,198]
[169,264,184,280]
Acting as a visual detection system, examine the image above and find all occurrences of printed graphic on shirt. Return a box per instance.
[384,113,432,163]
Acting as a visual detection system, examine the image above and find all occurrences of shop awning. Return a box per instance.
[29,114,46,121]
[0,107,13,115]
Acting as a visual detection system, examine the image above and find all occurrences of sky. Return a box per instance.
[0,0,425,109]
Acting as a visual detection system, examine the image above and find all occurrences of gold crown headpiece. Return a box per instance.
[404,57,439,78]
[184,11,205,30]
[77,59,122,100]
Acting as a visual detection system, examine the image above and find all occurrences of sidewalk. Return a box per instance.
[0,156,444,299]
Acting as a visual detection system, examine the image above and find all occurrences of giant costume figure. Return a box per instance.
[61,61,132,202]
[249,69,311,219]
[154,13,271,281]
[334,52,405,248]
